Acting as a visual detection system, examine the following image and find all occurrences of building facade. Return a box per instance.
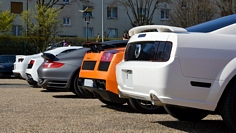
[1,0,220,39]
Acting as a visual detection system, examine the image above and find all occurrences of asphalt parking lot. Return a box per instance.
[0,79,233,133]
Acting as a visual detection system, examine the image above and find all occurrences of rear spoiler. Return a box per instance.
[82,42,104,53]
[82,40,128,53]
[41,53,58,61]
[129,25,187,36]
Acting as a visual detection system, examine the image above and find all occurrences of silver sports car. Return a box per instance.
[37,47,90,95]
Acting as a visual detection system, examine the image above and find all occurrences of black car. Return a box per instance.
[0,55,16,78]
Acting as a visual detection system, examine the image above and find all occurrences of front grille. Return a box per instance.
[125,41,172,61]
[82,61,96,70]
[98,62,110,71]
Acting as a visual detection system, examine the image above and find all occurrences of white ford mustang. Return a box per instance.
[116,14,236,132]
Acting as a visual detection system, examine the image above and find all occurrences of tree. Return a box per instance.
[111,0,161,27]
[0,2,16,35]
[216,0,236,16]
[21,0,91,52]
[170,0,217,28]
[21,5,62,52]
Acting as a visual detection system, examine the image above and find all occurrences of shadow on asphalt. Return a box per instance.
[0,84,27,85]
[52,95,81,99]
[40,89,67,92]
[101,104,167,114]
[52,94,96,99]
[101,104,137,113]
[156,120,234,133]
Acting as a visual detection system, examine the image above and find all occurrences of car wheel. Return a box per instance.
[98,97,126,106]
[219,84,236,132]
[127,98,164,113]
[72,72,94,98]
[164,105,209,121]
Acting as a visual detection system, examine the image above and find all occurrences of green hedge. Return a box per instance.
[0,36,119,55]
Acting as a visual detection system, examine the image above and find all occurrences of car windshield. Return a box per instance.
[0,56,15,63]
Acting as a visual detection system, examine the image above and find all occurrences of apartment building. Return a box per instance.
[0,0,174,38]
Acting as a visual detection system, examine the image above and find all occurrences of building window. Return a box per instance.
[12,25,22,36]
[63,17,71,26]
[107,28,118,38]
[161,9,170,20]
[83,27,94,38]
[83,6,93,18]
[63,0,70,4]
[107,7,117,19]
[11,2,23,14]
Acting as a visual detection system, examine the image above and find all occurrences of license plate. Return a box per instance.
[84,79,93,87]
[125,70,133,87]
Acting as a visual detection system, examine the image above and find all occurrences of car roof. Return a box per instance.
[186,14,236,33]
[0,55,15,56]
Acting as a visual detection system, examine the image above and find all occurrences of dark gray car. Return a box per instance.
[37,48,90,93]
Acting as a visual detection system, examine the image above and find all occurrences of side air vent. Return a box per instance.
[124,41,172,61]
[82,61,96,70]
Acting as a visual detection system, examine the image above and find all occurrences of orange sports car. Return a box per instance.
[77,40,163,113]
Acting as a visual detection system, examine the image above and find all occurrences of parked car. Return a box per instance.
[25,46,82,86]
[0,55,16,78]
[77,40,162,113]
[116,14,236,131]
[13,53,42,80]
[37,47,90,94]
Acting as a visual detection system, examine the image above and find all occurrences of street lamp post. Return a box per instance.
[26,0,28,37]
[79,7,94,42]
[102,0,104,42]
[85,14,90,42]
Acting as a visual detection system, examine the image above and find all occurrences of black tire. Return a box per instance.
[219,84,236,132]
[127,98,164,113]
[71,71,82,97]
[98,97,126,106]
[164,105,209,121]
[72,72,94,98]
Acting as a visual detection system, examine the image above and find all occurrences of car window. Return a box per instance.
[125,41,172,61]
[0,56,15,63]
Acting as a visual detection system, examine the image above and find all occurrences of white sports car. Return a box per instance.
[25,46,82,86]
[13,54,42,80]
[116,14,236,132]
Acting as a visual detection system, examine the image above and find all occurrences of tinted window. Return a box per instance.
[125,41,172,61]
